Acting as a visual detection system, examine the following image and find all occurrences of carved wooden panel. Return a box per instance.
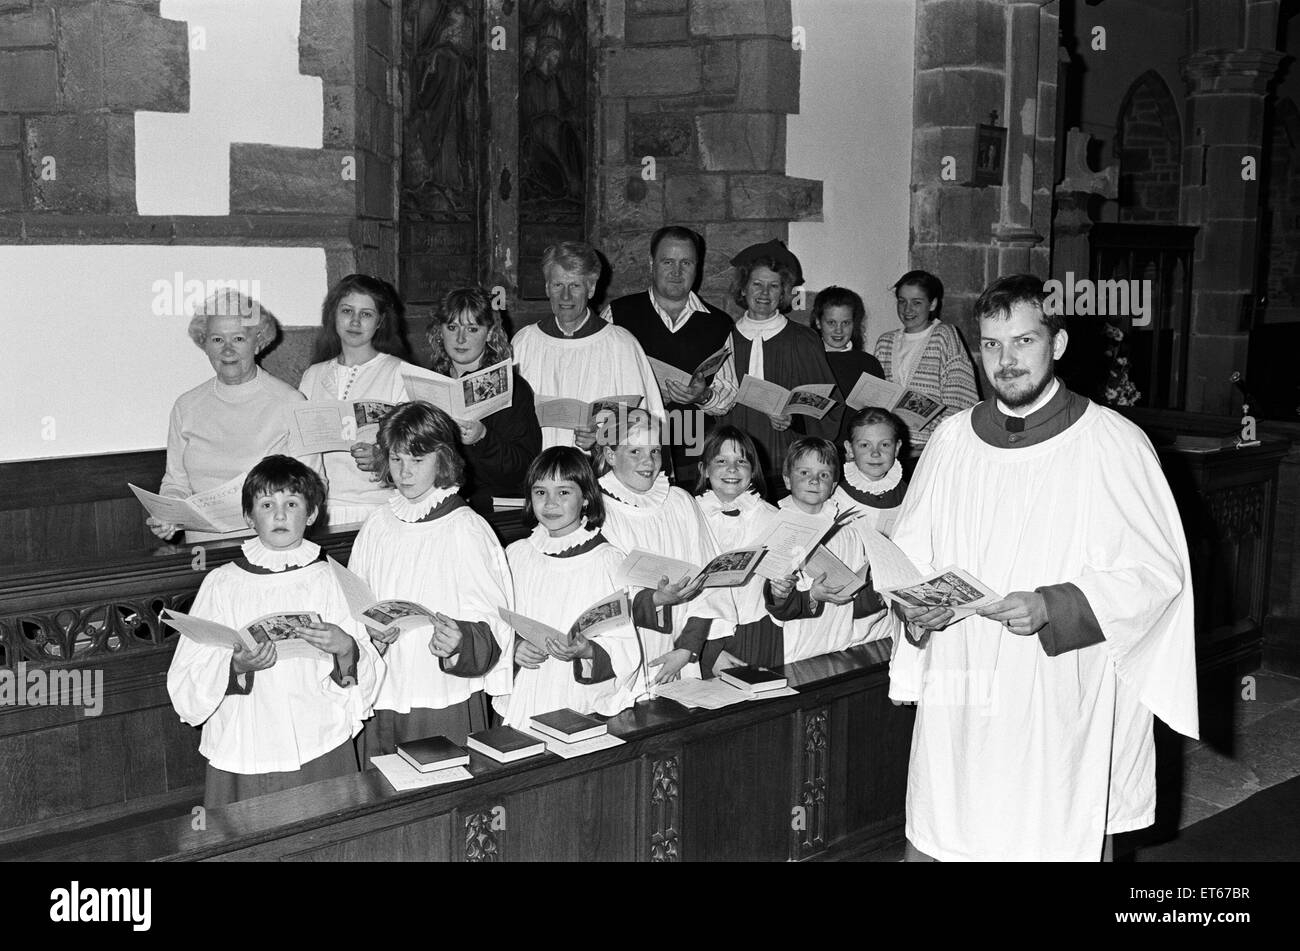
[793,707,829,859]
[648,753,680,862]
[463,804,503,861]
[1206,484,1265,540]
[1,593,193,666]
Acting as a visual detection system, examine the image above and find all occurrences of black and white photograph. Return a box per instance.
[2,0,1297,916]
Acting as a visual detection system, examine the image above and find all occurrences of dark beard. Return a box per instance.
[993,370,1054,410]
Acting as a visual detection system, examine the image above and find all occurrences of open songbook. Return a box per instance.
[751,507,837,581]
[402,359,514,422]
[284,399,394,454]
[614,548,766,590]
[800,544,869,597]
[327,557,438,636]
[845,373,944,431]
[129,472,246,534]
[161,609,327,660]
[647,342,732,392]
[535,394,644,430]
[851,520,1001,619]
[498,590,630,651]
[735,377,836,419]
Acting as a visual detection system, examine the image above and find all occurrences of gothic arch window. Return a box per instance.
[399,0,590,319]
[1115,70,1182,223]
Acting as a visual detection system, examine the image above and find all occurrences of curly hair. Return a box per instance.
[426,286,513,375]
[186,288,279,353]
[731,257,799,313]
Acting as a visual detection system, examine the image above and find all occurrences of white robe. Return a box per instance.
[777,497,872,664]
[888,403,1197,861]
[512,321,667,449]
[347,501,515,712]
[599,477,736,673]
[498,527,645,726]
[699,489,780,631]
[298,353,414,526]
[166,561,384,774]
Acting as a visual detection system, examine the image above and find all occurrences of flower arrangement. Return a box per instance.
[1102,321,1141,407]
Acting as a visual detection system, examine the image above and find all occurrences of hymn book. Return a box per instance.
[128,473,247,534]
[801,545,869,598]
[535,394,644,430]
[328,558,438,636]
[845,373,944,431]
[466,726,547,763]
[614,548,765,591]
[529,708,608,743]
[751,508,836,581]
[372,754,473,792]
[284,399,394,454]
[498,590,630,652]
[718,666,788,693]
[401,359,514,422]
[850,521,1001,619]
[161,609,327,660]
[647,343,732,392]
[396,735,470,773]
[516,725,626,759]
[735,377,836,419]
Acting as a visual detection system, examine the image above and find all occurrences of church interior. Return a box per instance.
[1,0,1298,867]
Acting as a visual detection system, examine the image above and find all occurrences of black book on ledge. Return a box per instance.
[397,735,470,773]
[467,726,548,763]
[718,665,788,693]
[530,708,608,743]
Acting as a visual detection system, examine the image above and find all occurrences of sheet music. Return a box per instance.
[654,677,752,710]
[372,755,473,792]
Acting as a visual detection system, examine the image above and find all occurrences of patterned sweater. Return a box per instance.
[873,321,980,448]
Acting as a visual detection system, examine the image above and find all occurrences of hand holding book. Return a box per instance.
[427,613,464,658]
[232,640,277,674]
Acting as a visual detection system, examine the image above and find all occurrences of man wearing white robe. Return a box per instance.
[513,240,666,450]
[888,274,1198,862]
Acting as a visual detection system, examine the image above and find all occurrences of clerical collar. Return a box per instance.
[539,310,600,339]
[971,382,1090,449]
[997,377,1060,419]
[390,485,461,523]
[599,470,671,508]
[528,521,603,556]
[240,537,321,571]
[698,488,763,518]
[843,458,903,496]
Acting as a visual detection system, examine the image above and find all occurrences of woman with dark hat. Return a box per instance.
[714,239,843,493]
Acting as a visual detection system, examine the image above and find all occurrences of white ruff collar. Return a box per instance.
[389,485,460,523]
[698,488,763,518]
[241,537,321,571]
[600,470,671,508]
[529,520,600,555]
[778,494,839,519]
[844,458,903,496]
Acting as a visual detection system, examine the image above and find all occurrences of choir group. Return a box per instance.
[162,229,957,808]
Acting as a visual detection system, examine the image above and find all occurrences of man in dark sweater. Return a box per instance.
[599,225,737,484]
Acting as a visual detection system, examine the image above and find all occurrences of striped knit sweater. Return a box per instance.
[872,321,980,448]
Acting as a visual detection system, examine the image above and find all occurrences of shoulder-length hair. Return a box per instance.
[186,289,280,354]
[376,402,465,489]
[426,286,513,375]
[521,446,605,530]
[312,273,410,364]
[811,286,866,350]
[694,425,767,498]
[731,257,799,313]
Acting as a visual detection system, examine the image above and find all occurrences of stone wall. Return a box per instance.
[1116,70,1181,223]
[592,0,822,312]
[907,0,1060,362]
[1264,97,1300,318]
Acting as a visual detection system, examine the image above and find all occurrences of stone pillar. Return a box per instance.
[1179,47,1284,414]
[592,0,822,313]
[1051,128,1117,280]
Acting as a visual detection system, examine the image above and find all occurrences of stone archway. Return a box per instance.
[1115,70,1182,223]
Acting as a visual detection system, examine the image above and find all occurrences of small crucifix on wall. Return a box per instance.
[973,111,1007,187]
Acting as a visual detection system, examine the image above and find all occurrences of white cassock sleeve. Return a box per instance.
[166,578,237,727]
[1069,418,1198,739]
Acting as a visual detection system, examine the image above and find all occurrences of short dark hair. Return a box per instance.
[522,447,606,530]
[783,437,841,484]
[845,406,905,444]
[376,402,465,489]
[650,225,702,261]
[732,257,799,312]
[974,273,1063,336]
[313,273,410,364]
[241,455,327,518]
[694,425,768,498]
[811,286,866,349]
[893,269,944,304]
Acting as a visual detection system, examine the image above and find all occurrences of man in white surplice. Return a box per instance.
[888,274,1198,862]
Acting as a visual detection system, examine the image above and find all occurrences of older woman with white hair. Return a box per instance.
[511,240,665,450]
[148,289,323,542]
